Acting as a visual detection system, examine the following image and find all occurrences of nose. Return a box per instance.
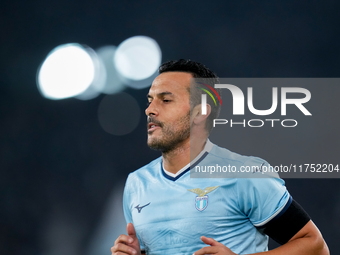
[145,100,158,117]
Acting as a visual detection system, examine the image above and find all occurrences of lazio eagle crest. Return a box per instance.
[188,186,219,212]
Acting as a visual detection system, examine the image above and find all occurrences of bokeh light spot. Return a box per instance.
[37,44,96,100]
[98,93,141,136]
[95,46,125,95]
[114,36,161,89]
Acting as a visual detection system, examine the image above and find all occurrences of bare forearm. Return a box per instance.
[249,235,329,255]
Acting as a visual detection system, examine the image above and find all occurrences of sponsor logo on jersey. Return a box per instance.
[135,202,151,213]
[188,186,219,212]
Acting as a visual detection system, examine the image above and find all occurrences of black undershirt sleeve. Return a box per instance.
[258,199,311,245]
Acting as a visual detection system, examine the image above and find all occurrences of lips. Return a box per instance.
[148,122,160,132]
[147,117,163,133]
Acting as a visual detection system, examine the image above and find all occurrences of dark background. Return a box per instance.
[1,1,339,255]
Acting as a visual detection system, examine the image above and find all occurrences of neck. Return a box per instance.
[162,134,208,174]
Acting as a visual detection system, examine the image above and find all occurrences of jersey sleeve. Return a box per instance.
[261,199,310,244]
[236,158,291,228]
[123,175,146,251]
[123,178,133,224]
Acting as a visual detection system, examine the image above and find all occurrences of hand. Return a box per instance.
[193,236,238,255]
[111,223,141,255]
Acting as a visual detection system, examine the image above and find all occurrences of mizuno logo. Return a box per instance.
[135,202,151,213]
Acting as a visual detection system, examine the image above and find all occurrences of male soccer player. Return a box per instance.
[111,59,329,255]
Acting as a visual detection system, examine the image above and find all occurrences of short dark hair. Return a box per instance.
[159,59,221,133]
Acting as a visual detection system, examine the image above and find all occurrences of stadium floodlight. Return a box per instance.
[37,43,96,100]
[114,36,162,89]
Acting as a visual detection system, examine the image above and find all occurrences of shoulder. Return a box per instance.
[125,156,162,188]
[209,142,264,165]
[206,142,278,178]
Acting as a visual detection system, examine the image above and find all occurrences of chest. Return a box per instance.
[128,179,257,254]
[130,179,247,226]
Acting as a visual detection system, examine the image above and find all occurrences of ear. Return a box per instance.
[192,103,211,125]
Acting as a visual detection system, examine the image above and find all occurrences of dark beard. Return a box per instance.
[147,114,190,153]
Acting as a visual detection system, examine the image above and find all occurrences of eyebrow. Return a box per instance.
[147,91,174,99]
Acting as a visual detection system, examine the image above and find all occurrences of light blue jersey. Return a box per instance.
[123,140,291,255]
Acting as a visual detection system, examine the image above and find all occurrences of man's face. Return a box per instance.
[146,72,192,152]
